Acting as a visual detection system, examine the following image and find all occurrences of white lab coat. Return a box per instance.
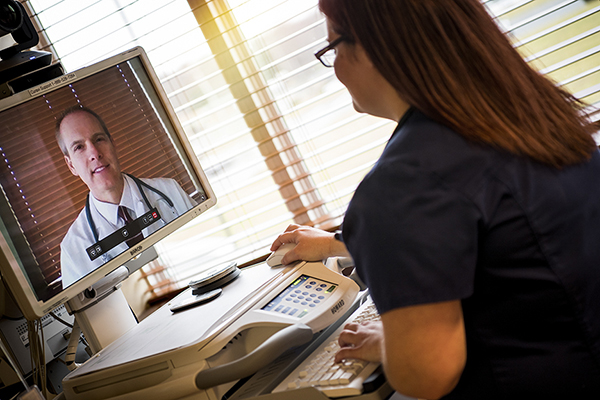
[60,175,196,288]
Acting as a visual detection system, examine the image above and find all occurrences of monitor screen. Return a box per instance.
[0,47,216,320]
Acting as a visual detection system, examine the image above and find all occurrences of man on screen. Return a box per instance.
[56,106,196,288]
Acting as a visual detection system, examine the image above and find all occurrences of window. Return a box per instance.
[485,0,600,120]
[17,0,600,298]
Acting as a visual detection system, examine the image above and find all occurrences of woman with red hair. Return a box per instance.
[271,0,600,398]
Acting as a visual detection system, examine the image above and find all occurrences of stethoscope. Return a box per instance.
[85,173,174,247]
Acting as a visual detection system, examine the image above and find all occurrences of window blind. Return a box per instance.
[484,0,600,123]
[19,0,600,298]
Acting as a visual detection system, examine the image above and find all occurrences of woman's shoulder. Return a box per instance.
[375,109,507,195]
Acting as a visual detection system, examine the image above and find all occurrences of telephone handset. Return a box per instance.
[195,262,360,390]
[195,262,360,360]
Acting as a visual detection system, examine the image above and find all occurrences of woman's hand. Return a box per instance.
[334,321,384,363]
[333,301,466,399]
[269,224,350,265]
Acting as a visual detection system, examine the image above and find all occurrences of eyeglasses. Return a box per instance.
[314,37,346,67]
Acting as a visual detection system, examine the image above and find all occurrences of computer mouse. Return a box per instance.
[266,243,296,267]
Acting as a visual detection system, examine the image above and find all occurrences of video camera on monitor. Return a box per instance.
[0,0,62,98]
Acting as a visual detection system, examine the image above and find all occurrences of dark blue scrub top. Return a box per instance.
[342,108,600,399]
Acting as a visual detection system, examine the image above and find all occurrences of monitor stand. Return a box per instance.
[65,266,137,354]
[64,246,159,355]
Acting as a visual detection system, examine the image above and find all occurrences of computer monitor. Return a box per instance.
[0,47,216,321]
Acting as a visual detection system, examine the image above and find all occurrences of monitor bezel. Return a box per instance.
[0,47,217,320]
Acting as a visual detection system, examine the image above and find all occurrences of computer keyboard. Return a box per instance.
[272,296,381,398]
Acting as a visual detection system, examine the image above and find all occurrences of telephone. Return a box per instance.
[61,260,362,400]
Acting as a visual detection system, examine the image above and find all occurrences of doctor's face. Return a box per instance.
[59,111,123,204]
